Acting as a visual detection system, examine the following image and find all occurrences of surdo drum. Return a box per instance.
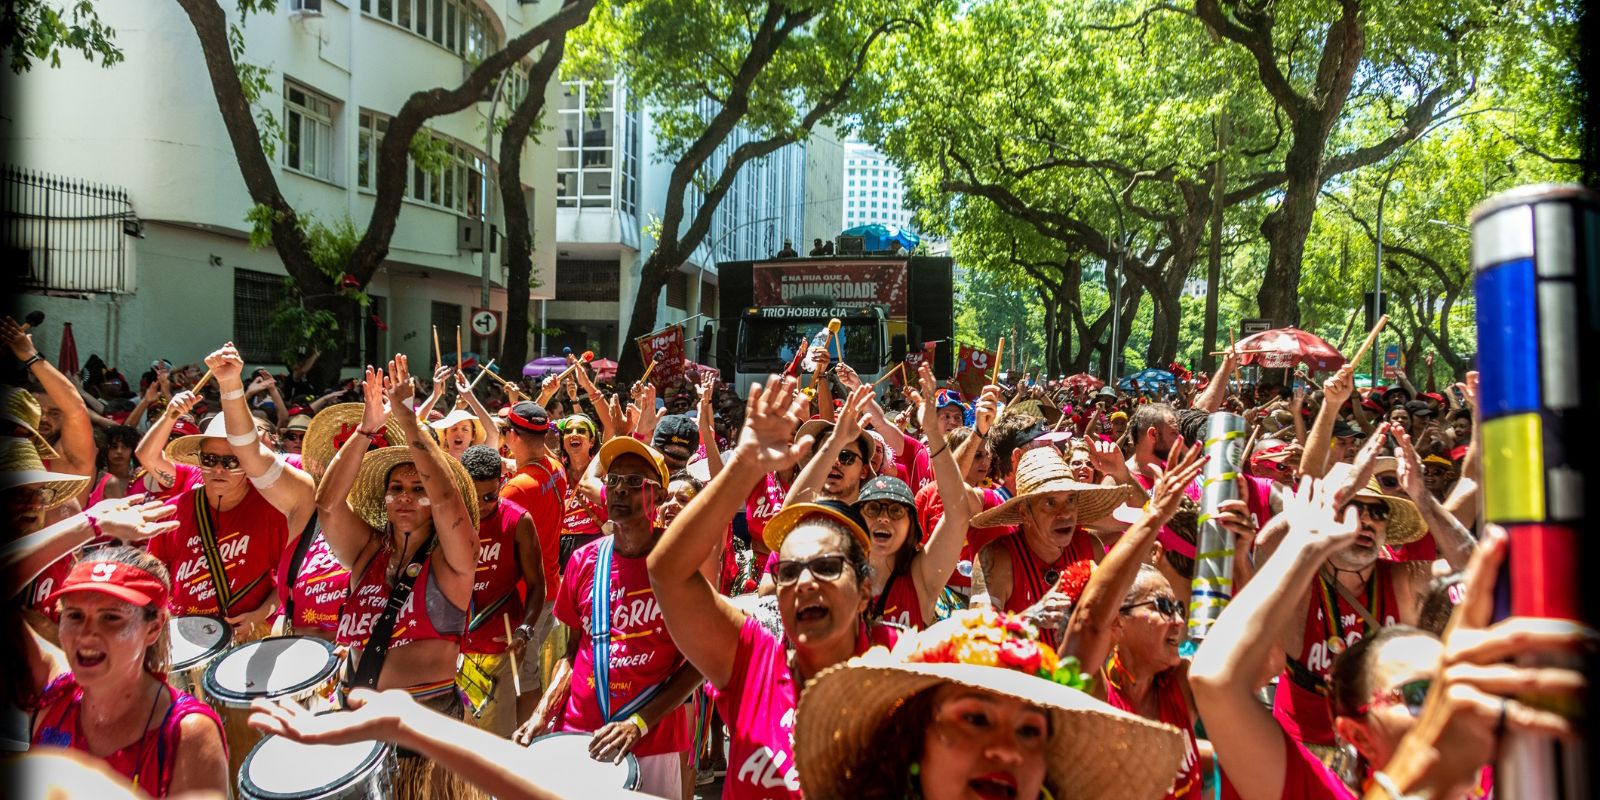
[239,732,394,800]
[522,732,640,793]
[202,636,341,778]
[168,615,231,700]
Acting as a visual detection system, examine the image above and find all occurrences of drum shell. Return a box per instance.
[168,615,231,701]
[238,733,395,800]
[522,731,639,791]
[203,636,342,781]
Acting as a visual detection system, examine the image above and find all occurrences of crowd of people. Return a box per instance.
[1,311,1588,800]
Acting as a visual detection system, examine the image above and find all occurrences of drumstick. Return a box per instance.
[991,337,1005,384]
[455,326,463,371]
[432,326,443,369]
[640,351,664,385]
[478,362,524,399]
[1349,314,1388,368]
[504,614,522,697]
[551,351,594,385]
[871,362,905,389]
[168,369,214,417]
[467,359,497,392]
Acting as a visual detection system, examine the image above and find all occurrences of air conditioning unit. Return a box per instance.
[290,0,323,16]
[458,219,499,253]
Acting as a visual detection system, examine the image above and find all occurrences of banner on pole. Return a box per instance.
[635,325,687,388]
[1382,343,1401,379]
[955,345,995,399]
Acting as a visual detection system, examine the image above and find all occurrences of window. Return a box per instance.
[364,0,495,61]
[359,109,486,216]
[357,111,389,189]
[284,82,337,182]
[555,259,620,301]
[431,302,462,352]
[234,269,290,363]
[557,78,635,211]
[666,271,689,311]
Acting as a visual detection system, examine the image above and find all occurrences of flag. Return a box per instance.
[635,325,687,389]
[955,345,995,399]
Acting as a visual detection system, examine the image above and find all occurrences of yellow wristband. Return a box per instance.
[628,712,648,736]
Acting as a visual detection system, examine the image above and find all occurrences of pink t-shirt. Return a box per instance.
[744,473,787,542]
[715,615,802,799]
[553,539,690,757]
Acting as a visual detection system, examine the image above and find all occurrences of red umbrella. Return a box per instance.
[57,322,80,377]
[1063,372,1104,392]
[590,358,619,381]
[1235,327,1345,371]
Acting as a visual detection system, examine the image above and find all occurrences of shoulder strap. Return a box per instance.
[280,514,321,629]
[348,533,437,690]
[192,490,266,617]
[591,537,615,720]
[1326,569,1385,630]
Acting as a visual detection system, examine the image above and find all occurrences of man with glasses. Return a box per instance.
[515,437,703,798]
[279,413,312,458]
[457,444,545,737]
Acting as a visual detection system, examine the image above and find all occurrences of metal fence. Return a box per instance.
[2,165,136,294]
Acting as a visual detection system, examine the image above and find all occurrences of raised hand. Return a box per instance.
[84,495,180,542]
[833,384,873,442]
[250,689,411,747]
[0,315,36,361]
[1391,426,1430,503]
[972,384,1001,436]
[835,362,863,393]
[1145,439,1203,520]
[1455,370,1479,413]
[385,354,416,411]
[165,390,201,419]
[735,376,814,473]
[360,365,390,432]
[1334,421,1391,505]
[1087,437,1127,480]
[1321,364,1355,407]
[1274,476,1361,558]
[204,343,245,383]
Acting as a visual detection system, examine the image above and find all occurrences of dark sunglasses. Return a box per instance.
[1377,474,1401,491]
[773,554,849,586]
[603,473,661,491]
[1347,499,1391,522]
[477,490,501,505]
[835,450,862,466]
[281,431,306,441]
[1121,596,1185,618]
[200,453,242,470]
[1356,678,1431,716]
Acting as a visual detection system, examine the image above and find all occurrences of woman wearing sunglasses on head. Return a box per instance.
[648,376,888,799]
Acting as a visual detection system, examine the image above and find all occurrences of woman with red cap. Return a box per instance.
[9,496,229,797]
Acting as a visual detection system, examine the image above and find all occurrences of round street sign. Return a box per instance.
[471,309,499,337]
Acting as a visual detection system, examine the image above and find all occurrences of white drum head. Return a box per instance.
[203,636,337,706]
[169,616,230,670]
[524,732,639,790]
[240,734,388,800]
[729,593,783,638]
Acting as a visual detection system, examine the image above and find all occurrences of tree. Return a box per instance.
[175,0,597,385]
[572,0,935,381]
[3,0,122,72]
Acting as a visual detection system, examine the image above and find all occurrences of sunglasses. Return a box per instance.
[1355,678,1431,716]
[1377,474,1401,491]
[281,431,306,441]
[1346,499,1391,522]
[10,485,59,509]
[772,554,850,586]
[199,453,243,471]
[859,501,908,521]
[835,450,863,466]
[1121,596,1185,619]
[478,490,501,505]
[603,473,661,491]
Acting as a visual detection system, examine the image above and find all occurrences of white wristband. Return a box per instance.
[220,388,245,401]
[226,429,259,447]
[248,456,287,490]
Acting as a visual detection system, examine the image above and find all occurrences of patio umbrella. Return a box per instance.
[1119,368,1176,391]
[1234,327,1345,372]
[1062,372,1103,392]
[590,358,619,381]
[522,355,570,378]
[57,322,80,377]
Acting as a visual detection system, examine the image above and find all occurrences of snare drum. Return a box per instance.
[729,593,783,638]
[203,636,341,778]
[239,732,394,800]
[168,615,230,700]
[523,732,640,792]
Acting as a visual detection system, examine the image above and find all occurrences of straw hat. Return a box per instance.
[0,437,90,512]
[796,609,1186,800]
[1326,462,1424,546]
[347,446,480,532]
[429,408,486,445]
[301,403,406,477]
[162,414,229,466]
[1,387,61,461]
[969,448,1133,529]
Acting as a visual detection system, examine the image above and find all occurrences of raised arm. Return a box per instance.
[3,317,95,477]
[911,363,976,606]
[1441,372,1480,528]
[134,391,200,493]
[694,374,725,478]
[784,385,872,506]
[1392,428,1475,571]
[454,371,501,452]
[648,376,814,689]
[385,355,476,578]
[1193,350,1240,413]
[1300,364,1354,479]
[315,366,388,569]
[572,365,615,437]
[1189,478,1360,800]
[207,344,315,529]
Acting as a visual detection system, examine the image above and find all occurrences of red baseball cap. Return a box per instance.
[170,419,200,437]
[46,559,169,609]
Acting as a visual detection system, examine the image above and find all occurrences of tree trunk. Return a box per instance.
[616,249,676,381]
[304,291,354,389]
[499,38,569,377]
[1255,137,1324,328]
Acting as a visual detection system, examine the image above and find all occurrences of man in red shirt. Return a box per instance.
[497,401,568,709]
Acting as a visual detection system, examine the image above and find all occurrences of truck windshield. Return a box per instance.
[737,318,882,372]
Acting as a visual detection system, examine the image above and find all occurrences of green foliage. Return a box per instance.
[227,14,282,159]
[409,131,453,176]
[244,204,367,363]
[4,0,123,72]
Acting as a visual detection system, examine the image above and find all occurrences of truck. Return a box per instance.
[714,254,955,397]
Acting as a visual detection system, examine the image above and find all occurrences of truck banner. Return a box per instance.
[752,260,909,316]
[635,324,687,389]
[955,344,995,398]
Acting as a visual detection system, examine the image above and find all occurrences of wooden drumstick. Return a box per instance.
[871,361,905,389]
[167,369,213,418]
[640,351,664,385]
[991,337,1005,384]
[455,327,463,371]
[478,363,524,399]
[551,351,594,385]
[466,359,497,392]
[432,326,443,369]
[503,614,522,697]
[1349,314,1388,367]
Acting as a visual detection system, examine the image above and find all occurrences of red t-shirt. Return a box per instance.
[916,482,1010,591]
[554,538,690,757]
[893,435,933,494]
[1277,727,1357,800]
[501,456,567,602]
[337,547,459,650]
[1105,668,1200,800]
[1274,563,1400,747]
[276,525,348,636]
[877,570,926,630]
[463,498,531,655]
[146,464,288,617]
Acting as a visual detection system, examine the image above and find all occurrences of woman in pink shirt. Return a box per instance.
[649,376,882,799]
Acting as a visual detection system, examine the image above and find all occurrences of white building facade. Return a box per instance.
[2,0,561,375]
[843,138,914,232]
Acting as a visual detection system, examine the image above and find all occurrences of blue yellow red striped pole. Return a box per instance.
[1471,183,1596,799]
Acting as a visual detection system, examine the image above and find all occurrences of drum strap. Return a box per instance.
[348,533,437,690]
[590,538,672,723]
[193,490,266,618]
[281,514,320,630]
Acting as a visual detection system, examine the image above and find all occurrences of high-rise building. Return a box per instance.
[842,138,914,232]
[2,0,563,374]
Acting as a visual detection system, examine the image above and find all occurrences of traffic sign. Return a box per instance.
[470,308,500,338]
[1239,318,1272,337]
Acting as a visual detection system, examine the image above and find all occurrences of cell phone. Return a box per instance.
[1293,375,1306,392]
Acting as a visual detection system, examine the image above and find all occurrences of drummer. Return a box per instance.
[649,376,888,799]
[459,443,545,737]
[316,355,482,797]
[131,362,293,640]
[7,494,228,798]
[515,437,702,799]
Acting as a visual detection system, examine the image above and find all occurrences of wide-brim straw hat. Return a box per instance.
[163,413,231,467]
[1327,462,1425,546]
[348,446,480,532]
[2,387,61,461]
[970,447,1133,529]
[301,403,407,477]
[763,500,872,554]
[1,436,89,512]
[429,408,486,445]
[796,654,1186,800]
